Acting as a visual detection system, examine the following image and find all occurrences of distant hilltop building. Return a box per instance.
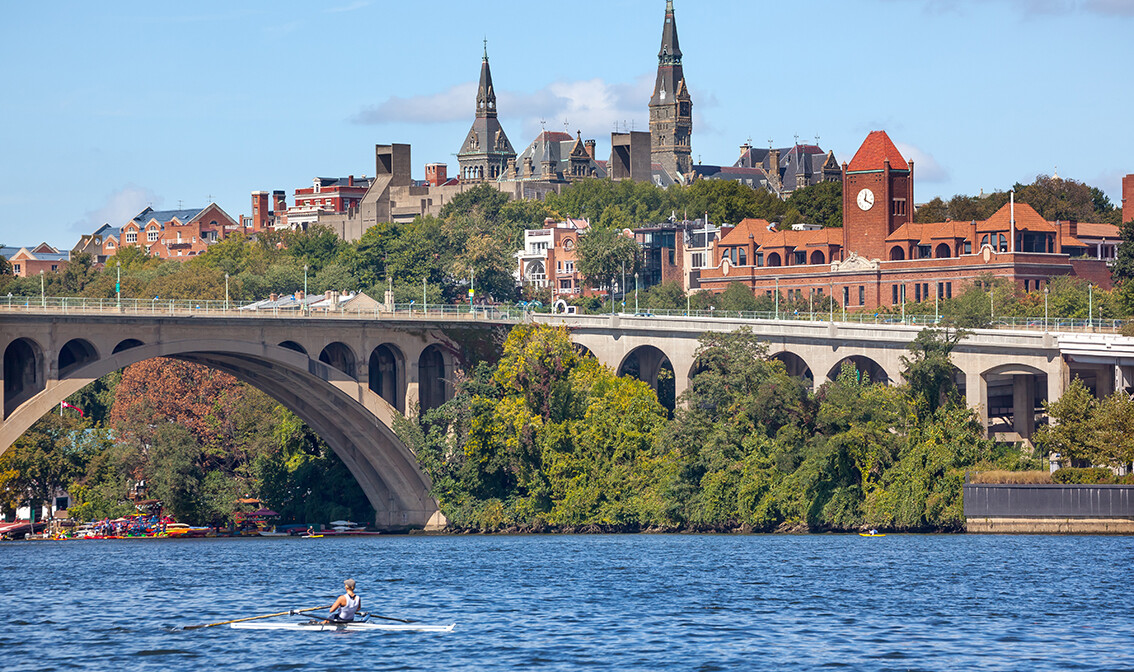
[650,0,693,181]
[456,44,516,183]
[74,204,240,263]
[696,130,1120,308]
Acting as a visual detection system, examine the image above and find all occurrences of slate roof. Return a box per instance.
[514,132,606,180]
[847,131,907,172]
[131,207,206,225]
[312,177,374,189]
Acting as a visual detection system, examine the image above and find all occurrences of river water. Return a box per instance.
[0,534,1130,671]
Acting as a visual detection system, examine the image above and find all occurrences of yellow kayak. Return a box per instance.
[302,534,323,539]
[859,532,886,537]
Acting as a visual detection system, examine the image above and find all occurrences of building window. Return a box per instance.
[757,252,764,267]
[892,285,899,305]
[794,251,807,265]
[842,287,849,306]
[998,234,1008,252]
[892,199,906,216]
[946,282,952,299]
[738,248,747,265]
[564,262,575,273]
[125,231,137,243]
[917,245,932,259]
[964,240,972,254]
[13,263,20,274]
[858,286,865,305]
[981,234,990,248]
[148,229,159,242]
[691,252,705,268]
[559,279,572,290]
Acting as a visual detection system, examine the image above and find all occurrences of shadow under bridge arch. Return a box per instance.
[0,339,442,531]
[827,355,890,385]
[618,345,676,414]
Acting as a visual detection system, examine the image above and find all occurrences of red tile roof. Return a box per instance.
[720,219,841,250]
[1075,222,1120,239]
[978,201,1054,233]
[846,131,907,172]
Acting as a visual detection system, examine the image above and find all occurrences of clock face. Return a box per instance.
[857,188,875,211]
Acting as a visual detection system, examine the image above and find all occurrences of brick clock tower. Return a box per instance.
[841,131,914,261]
[649,0,692,180]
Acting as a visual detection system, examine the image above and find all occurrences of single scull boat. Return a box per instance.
[231,621,455,633]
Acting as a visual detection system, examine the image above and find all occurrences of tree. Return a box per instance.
[900,327,968,415]
[283,226,345,273]
[718,282,759,312]
[438,183,510,223]
[914,197,949,223]
[1033,378,1098,464]
[1113,220,1134,283]
[786,180,842,228]
[575,226,638,293]
[1091,392,1134,470]
[0,413,98,517]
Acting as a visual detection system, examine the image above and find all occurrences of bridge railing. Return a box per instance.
[1,295,1129,333]
[0,295,525,322]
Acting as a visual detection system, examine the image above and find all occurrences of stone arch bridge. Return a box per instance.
[4,309,1132,529]
[536,314,1134,441]
[1,311,511,530]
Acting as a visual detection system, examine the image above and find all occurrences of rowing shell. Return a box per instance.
[231,621,455,633]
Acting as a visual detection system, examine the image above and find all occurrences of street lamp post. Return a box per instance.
[935,281,940,323]
[1044,285,1049,331]
[303,265,308,314]
[774,277,779,320]
[829,282,834,322]
[225,273,230,312]
[1084,282,1093,328]
[116,261,121,310]
[621,261,626,315]
[40,270,45,308]
[423,277,427,315]
[901,285,906,324]
[634,272,639,314]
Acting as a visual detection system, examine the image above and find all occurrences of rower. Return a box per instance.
[325,579,362,623]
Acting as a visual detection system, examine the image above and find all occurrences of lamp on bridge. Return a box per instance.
[1044,284,1049,332]
[116,260,121,310]
[39,270,44,308]
[303,265,308,314]
[225,273,230,312]
[634,272,639,314]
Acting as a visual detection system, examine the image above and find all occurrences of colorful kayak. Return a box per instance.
[301,534,323,539]
[859,532,886,537]
[231,621,455,633]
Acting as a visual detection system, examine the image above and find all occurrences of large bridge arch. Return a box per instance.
[826,355,891,385]
[981,362,1049,440]
[0,338,444,531]
[618,345,676,413]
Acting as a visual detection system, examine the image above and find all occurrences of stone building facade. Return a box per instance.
[649,0,692,182]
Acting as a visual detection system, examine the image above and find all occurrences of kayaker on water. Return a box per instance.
[325,579,362,623]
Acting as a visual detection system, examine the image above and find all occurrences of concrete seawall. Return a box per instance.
[964,484,1134,534]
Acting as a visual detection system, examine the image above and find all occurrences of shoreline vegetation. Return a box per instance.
[4,179,1133,533]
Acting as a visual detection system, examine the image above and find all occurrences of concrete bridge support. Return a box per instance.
[0,314,509,530]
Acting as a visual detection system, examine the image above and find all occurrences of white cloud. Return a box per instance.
[353,75,655,141]
[71,186,162,233]
[896,143,950,183]
[352,83,477,125]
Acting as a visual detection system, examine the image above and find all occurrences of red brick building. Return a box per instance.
[1124,173,1133,225]
[698,131,1116,309]
[100,205,238,261]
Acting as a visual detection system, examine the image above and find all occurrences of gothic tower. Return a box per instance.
[457,43,516,183]
[649,0,692,180]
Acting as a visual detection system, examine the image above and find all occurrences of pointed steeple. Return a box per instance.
[649,0,692,179]
[476,40,497,119]
[658,0,682,66]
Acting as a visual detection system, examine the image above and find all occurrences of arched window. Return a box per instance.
[738,248,747,265]
[981,234,990,248]
[890,247,905,261]
[935,243,951,258]
[767,252,782,267]
[998,234,1008,252]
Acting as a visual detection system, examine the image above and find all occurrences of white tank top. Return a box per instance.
[338,593,361,620]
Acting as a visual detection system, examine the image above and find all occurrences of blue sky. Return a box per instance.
[2,0,1132,248]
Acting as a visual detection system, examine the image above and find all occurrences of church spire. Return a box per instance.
[649,0,692,179]
[658,0,682,66]
[476,41,497,119]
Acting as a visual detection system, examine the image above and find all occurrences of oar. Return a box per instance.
[359,611,417,624]
[184,605,332,630]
